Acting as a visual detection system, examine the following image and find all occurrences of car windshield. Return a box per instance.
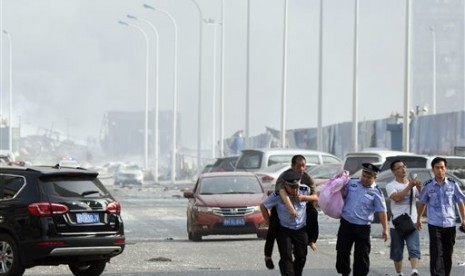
[199,176,263,195]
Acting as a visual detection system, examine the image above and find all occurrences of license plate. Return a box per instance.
[76,213,100,224]
[223,217,245,226]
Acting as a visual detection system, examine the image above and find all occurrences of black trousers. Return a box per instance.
[336,218,371,276]
[276,226,308,276]
[264,203,319,257]
[428,225,456,276]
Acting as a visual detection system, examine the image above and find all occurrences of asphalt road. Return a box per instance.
[24,181,465,276]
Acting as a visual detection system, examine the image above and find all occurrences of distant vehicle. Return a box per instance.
[0,164,125,275]
[235,148,341,172]
[210,156,239,172]
[254,163,291,191]
[0,150,15,163]
[306,163,342,186]
[114,164,144,186]
[342,150,416,176]
[372,168,464,223]
[58,157,81,168]
[183,172,268,241]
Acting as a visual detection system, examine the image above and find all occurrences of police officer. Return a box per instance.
[260,170,318,276]
[417,157,465,276]
[336,163,389,276]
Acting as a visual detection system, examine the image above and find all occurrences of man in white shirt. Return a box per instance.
[386,160,422,276]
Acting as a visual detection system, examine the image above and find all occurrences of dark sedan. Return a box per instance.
[183,172,268,241]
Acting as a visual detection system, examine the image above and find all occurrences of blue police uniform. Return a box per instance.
[341,179,387,224]
[262,184,310,230]
[419,177,465,276]
[336,163,387,276]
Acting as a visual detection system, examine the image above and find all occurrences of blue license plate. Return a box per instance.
[223,217,245,226]
[76,213,100,224]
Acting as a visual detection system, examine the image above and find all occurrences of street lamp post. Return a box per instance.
[317,0,323,151]
[430,26,436,115]
[280,0,289,148]
[219,0,225,156]
[188,0,204,175]
[402,0,412,152]
[3,30,12,153]
[352,0,359,152]
[204,19,220,158]
[118,20,150,170]
[143,4,178,183]
[245,0,250,147]
[127,14,160,183]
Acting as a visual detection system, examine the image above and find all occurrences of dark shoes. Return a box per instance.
[264,257,274,269]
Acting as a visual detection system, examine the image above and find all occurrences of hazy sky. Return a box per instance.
[1,0,415,149]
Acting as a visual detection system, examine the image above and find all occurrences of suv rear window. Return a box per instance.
[236,152,263,170]
[343,157,379,175]
[41,178,109,198]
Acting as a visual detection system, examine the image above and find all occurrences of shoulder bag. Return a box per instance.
[392,189,416,239]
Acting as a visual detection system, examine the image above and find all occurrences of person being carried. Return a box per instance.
[260,170,318,276]
[263,155,319,270]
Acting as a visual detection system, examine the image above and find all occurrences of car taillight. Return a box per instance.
[28,202,69,217]
[106,201,121,215]
[261,175,274,182]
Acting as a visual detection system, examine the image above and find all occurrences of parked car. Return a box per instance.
[209,155,239,172]
[255,163,291,191]
[114,164,144,186]
[183,172,268,241]
[0,163,125,276]
[342,149,416,176]
[306,163,342,186]
[235,148,341,172]
[372,167,464,223]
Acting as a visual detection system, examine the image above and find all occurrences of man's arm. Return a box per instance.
[378,212,389,241]
[260,204,270,225]
[416,202,426,231]
[279,188,297,217]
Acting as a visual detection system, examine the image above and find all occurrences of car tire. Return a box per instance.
[191,232,202,242]
[0,234,25,276]
[69,260,106,276]
[257,231,267,239]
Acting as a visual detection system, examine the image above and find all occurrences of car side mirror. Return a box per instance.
[183,191,194,198]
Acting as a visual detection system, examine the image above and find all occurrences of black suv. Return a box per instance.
[0,164,125,276]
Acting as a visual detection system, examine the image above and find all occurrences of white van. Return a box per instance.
[342,149,416,176]
[235,148,341,172]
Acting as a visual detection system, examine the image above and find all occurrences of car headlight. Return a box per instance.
[251,205,261,213]
[194,206,213,213]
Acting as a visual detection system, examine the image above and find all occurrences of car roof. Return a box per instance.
[0,164,98,178]
[241,148,338,155]
[200,171,258,178]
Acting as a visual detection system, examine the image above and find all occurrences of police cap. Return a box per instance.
[282,171,301,186]
[361,163,380,175]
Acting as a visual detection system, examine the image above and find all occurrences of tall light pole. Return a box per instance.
[280,0,289,148]
[317,0,323,151]
[188,0,204,174]
[127,14,160,183]
[219,0,225,156]
[204,18,220,158]
[402,0,412,152]
[352,0,359,152]
[3,29,12,153]
[143,4,178,183]
[430,26,437,115]
[118,20,150,170]
[245,0,251,147]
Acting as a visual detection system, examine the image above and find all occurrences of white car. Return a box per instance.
[114,165,144,186]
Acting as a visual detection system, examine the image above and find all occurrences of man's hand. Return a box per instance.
[287,207,297,218]
[382,229,389,242]
[416,220,423,231]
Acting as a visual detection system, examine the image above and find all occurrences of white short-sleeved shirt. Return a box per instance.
[386,180,418,228]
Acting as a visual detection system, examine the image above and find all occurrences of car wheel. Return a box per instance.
[191,232,202,242]
[0,234,25,276]
[69,260,106,276]
[257,231,267,240]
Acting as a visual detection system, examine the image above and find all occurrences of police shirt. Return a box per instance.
[419,177,465,228]
[341,179,387,225]
[262,184,311,230]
